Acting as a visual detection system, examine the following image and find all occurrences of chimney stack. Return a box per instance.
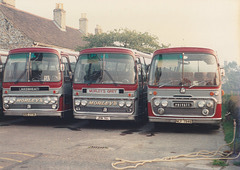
[95,25,102,35]
[53,3,66,31]
[0,0,15,7]
[79,13,88,35]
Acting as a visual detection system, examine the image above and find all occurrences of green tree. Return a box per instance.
[222,61,240,95]
[76,28,169,53]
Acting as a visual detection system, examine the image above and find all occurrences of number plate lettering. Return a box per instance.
[23,113,37,117]
[174,102,192,108]
[176,119,192,124]
[96,116,110,121]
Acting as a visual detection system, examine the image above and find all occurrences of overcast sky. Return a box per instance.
[16,0,240,65]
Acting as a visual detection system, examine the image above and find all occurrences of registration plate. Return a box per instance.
[96,116,111,121]
[23,113,37,117]
[174,102,192,108]
[176,119,192,124]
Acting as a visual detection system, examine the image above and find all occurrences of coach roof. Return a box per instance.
[153,47,217,56]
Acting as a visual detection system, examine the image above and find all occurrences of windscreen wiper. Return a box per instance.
[103,69,118,86]
[31,78,44,84]
[189,80,208,88]
[158,80,173,88]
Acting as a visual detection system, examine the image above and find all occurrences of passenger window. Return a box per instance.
[137,58,143,83]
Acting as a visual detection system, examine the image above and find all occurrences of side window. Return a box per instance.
[141,57,147,81]
[62,57,70,78]
[138,58,147,82]
[137,58,143,83]
[68,55,77,73]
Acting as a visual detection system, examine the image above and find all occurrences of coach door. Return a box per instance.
[137,58,147,116]
[61,56,73,111]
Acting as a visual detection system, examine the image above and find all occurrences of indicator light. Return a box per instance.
[210,92,214,96]
[221,90,224,96]
[128,93,133,97]
[53,90,59,94]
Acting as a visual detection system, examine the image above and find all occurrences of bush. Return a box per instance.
[223,95,240,152]
[228,96,240,120]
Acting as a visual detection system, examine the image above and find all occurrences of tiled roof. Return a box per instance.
[0,4,87,50]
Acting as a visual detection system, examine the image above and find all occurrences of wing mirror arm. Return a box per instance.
[220,68,225,77]
[60,64,65,72]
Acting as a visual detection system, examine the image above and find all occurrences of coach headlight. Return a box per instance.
[4,104,9,109]
[202,109,209,116]
[198,101,205,108]
[4,97,10,104]
[206,101,213,108]
[44,97,51,104]
[81,100,88,106]
[52,104,57,109]
[49,97,58,104]
[154,99,160,106]
[9,97,16,104]
[75,99,81,106]
[158,108,165,115]
[126,101,132,107]
[52,97,58,102]
[119,101,125,107]
[161,100,168,107]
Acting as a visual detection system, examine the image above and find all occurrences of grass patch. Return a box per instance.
[222,95,235,148]
[222,120,234,146]
[212,159,228,166]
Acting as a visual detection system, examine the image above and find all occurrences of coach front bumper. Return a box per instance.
[148,116,222,125]
[3,110,62,117]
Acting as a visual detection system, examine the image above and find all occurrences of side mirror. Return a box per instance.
[69,71,73,79]
[220,68,225,77]
[60,64,65,72]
